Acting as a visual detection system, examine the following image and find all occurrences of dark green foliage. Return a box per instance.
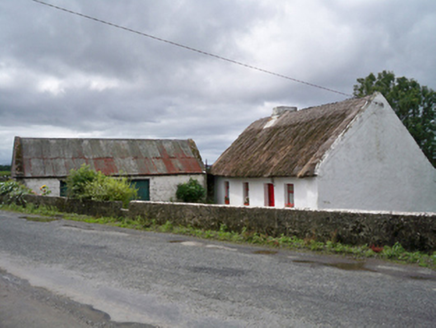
[0,165,11,181]
[65,164,98,198]
[354,71,436,167]
[82,171,137,208]
[0,171,11,180]
[176,178,206,203]
[0,180,33,205]
[65,164,137,208]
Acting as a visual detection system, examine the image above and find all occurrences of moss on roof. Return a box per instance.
[211,95,372,178]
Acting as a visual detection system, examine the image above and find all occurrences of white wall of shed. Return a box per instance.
[21,174,206,202]
[316,93,436,212]
[22,178,61,196]
[214,176,318,208]
[148,174,206,202]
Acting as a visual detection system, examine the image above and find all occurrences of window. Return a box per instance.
[224,181,230,204]
[243,182,249,205]
[265,183,275,207]
[285,184,294,208]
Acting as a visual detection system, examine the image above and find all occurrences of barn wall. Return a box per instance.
[19,174,206,202]
[149,174,206,201]
[21,178,61,196]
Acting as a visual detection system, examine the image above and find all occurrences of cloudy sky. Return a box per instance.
[1,0,435,165]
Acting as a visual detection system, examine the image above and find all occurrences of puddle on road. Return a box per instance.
[253,250,278,255]
[186,265,246,277]
[19,216,58,223]
[326,262,368,271]
[292,259,371,272]
[168,240,185,243]
[292,260,316,264]
[408,275,432,281]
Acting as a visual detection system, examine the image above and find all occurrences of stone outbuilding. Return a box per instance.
[211,92,436,212]
[11,137,206,201]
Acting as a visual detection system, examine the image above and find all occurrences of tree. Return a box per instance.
[354,71,436,167]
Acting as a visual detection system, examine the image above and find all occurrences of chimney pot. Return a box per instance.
[272,106,297,116]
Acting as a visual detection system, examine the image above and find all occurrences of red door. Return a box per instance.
[267,183,275,207]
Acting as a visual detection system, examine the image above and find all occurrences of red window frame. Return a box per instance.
[286,184,294,208]
[243,182,249,205]
[224,181,230,204]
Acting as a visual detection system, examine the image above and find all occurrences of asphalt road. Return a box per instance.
[0,210,435,327]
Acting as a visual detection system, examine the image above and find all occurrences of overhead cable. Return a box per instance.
[31,0,352,97]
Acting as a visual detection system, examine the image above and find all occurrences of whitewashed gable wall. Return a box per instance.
[316,93,436,212]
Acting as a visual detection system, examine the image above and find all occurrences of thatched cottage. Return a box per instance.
[211,92,436,212]
[11,137,205,201]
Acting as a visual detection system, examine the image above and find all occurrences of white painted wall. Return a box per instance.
[148,174,206,202]
[214,176,318,209]
[22,178,61,196]
[316,93,436,212]
[22,174,206,202]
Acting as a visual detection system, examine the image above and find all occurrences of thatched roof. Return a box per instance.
[12,137,204,178]
[211,94,373,178]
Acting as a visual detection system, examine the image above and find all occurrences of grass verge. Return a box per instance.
[1,203,435,270]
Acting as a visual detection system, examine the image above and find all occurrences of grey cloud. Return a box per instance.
[1,0,435,164]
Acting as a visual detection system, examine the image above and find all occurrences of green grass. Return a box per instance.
[0,171,11,177]
[1,203,435,270]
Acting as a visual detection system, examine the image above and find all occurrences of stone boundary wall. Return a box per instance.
[3,195,436,252]
[128,201,436,252]
[21,194,123,218]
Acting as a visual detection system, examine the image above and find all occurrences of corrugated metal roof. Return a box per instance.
[211,94,373,178]
[12,138,205,178]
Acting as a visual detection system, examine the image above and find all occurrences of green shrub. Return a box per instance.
[0,180,33,205]
[83,172,137,208]
[176,178,206,203]
[382,242,406,259]
[65,164,98,198]
[65,165,137,208]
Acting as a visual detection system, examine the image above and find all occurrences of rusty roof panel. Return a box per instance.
[12,138,204,178]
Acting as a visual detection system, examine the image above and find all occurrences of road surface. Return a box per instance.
[0,210,435,327]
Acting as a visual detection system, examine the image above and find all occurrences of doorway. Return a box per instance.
[266,183,275,207]
[131,179,150,201]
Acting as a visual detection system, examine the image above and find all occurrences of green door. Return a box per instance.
[131,179,150,200]
[60,180,67,197]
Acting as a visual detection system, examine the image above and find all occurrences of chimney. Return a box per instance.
[264,106,297,129]
[272,106,297,117]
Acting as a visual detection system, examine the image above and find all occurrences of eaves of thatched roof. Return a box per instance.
[211,94,374,178]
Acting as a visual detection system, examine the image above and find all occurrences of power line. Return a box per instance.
[31,0,352,97]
